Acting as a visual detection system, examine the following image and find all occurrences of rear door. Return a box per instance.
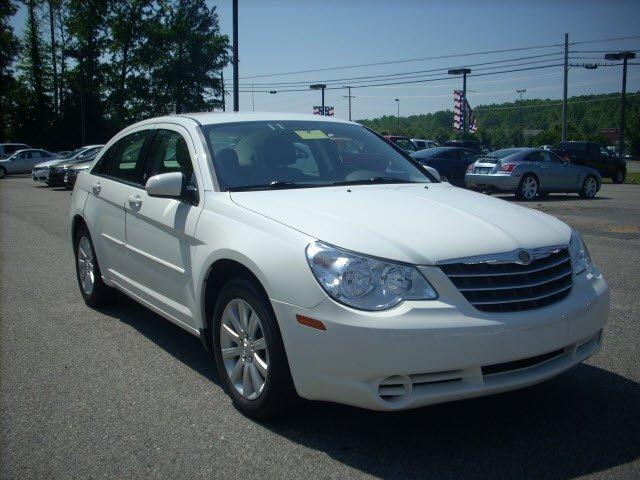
[122,124,203,330]
[84,128,152,283]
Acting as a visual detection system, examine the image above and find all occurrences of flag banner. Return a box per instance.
[313,106,335,116]
[453,90,477,133]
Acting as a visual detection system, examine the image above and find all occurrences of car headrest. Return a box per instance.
[217,148,240,169]
[263,134,297,166]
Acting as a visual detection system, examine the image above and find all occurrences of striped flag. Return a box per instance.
[453,90,477,133]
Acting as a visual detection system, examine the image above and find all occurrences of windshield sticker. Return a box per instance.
[295,130,329,140]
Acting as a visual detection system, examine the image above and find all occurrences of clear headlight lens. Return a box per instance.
[569,229,592,275]
[306,241,437,311]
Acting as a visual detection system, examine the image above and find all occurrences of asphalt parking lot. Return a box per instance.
[1,176,639,479]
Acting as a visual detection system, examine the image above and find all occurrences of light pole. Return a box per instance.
[394,98,400,131]
[343,85,354,121]
[310,84,326,114]
[448,68,471,136]
[605,51,636,157]
[516,89,526,101]
[232,0,239,111]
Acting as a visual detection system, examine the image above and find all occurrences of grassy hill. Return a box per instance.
[358,91,640,153]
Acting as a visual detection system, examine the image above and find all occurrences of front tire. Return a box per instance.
[212,278,296,419]
[73,225,113,307]
[0,167,6,179]
[579,175,599,199]
[516,174,538,200]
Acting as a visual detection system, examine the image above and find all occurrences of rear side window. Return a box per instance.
[94,131,149,185]
[525,151,546,162]
[144,129,195,186]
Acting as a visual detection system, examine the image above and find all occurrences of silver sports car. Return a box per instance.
[465,148,601,200]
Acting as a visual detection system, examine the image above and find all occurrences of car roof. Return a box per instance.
[128,112,357,130]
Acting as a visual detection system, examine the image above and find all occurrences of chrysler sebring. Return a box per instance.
[70,113,609,418]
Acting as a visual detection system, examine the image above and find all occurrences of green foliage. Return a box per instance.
[3,0,230,149]
[359,92,640,154]
[0,0,20,139]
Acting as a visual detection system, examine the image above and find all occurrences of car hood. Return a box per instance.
[230,183,571,265]
[34,158,65,168]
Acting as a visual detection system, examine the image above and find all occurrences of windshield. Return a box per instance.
[487,148,523,159]
[412,147,450,158]
[203,121,432,191]
[394,138,416,152]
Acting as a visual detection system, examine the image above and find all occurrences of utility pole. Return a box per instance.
[251,84,254,111]
[448,68,471,136]
[232,0,239,111]
[343,86,354,121]
[395,98,400,131]
[220,71,226,111]
[562,33,568,141]
[605,51,636,156]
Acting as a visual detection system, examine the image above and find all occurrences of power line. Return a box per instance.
[474,92,640,111]
[237,63,565,93]
[235,53,564,88]
[235,35,640,82]
[570,35,640,46]
[237,42,565,80]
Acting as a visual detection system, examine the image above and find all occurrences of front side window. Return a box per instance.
[202,121,431,191]
[97,131,148,184]
[145,129,195,186]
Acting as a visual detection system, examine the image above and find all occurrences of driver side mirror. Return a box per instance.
[146,172,189,200]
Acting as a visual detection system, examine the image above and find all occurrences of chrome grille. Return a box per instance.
[439,247,573,312]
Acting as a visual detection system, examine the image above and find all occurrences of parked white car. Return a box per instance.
[70,113,609,419]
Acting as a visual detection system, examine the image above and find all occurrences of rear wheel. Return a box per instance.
[0,167,6,179]
[516,174,538,200]
[579,175,598,199]
[612,169,625,184]
[212,278,297,419]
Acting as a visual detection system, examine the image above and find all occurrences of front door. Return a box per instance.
[123,125,203,330]
[84,129,151,283]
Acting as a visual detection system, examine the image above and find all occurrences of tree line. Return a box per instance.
[359,92,640,154]
[1,0,230,150]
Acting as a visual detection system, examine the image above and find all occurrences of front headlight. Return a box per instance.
[306,241,437,311]
[569,229,592,275]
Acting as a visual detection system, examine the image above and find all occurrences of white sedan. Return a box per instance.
[70,113,609,419]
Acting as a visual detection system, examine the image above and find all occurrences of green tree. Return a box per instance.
[145,0,229,114]
[0,0,21,140]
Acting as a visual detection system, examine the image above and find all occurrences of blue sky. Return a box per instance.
[10,0,640,120]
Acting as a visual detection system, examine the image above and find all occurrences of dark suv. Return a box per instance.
[555,141,627,183]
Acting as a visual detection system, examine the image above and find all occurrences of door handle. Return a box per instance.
[92,182,101,195]
[128,194,143,209]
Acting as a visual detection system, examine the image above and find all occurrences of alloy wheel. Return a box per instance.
[219,298,269,400]
[521,176,538,199]
[77,236,95,295]
[584,177,598,198]
[0,168,5,179]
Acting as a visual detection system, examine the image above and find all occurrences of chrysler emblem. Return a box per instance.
[518,250,532,265]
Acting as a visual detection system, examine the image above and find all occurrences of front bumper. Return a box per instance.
[272,267,609,411]
[48,169,66,185]
[465,173,520,191]
[32,169,49,182]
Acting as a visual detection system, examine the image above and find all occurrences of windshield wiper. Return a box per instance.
[228,181,306,192]
[332,176,418,186]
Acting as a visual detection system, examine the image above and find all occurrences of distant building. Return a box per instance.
[601,128,619,143]
[523,129,543,138]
